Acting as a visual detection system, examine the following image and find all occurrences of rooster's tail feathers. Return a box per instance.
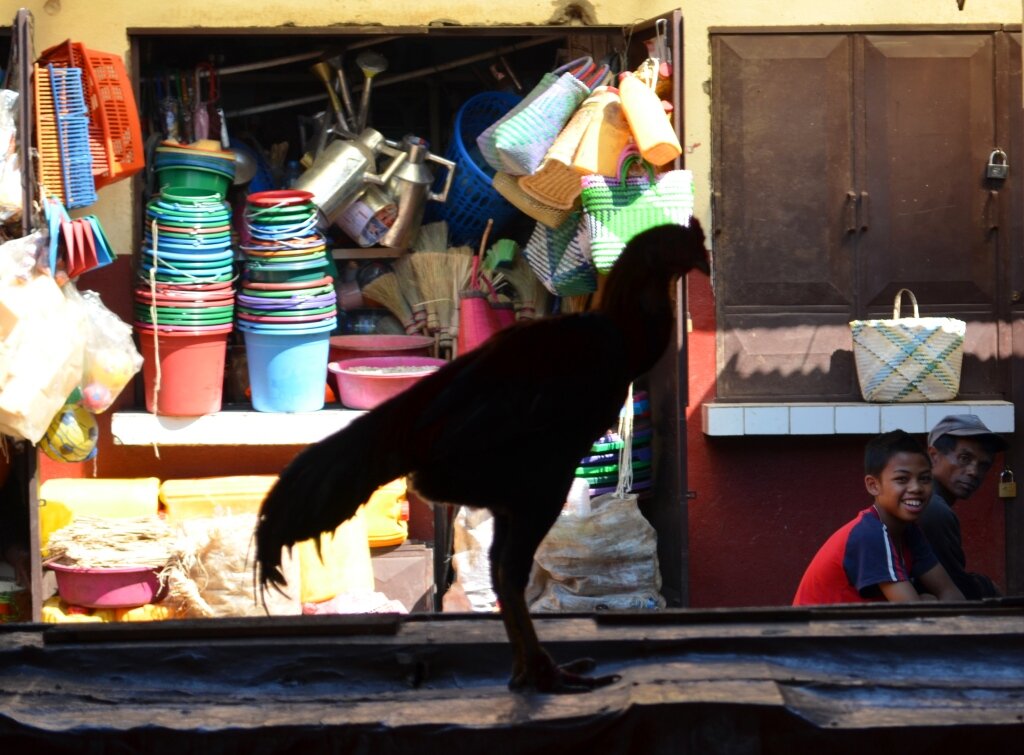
[254,409,408,595]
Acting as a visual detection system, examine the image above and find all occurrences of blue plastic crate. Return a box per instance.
[430,91,523,247]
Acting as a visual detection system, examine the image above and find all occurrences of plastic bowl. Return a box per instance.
[328,355,446,409]
[157,165,233,199]
[48,563,163,609]
[328,334,434,363]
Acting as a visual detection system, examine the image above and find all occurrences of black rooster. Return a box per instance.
[255,221,710,693]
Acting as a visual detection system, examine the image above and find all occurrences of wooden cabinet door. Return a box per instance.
[713,34,857,399]
[858,33,1004,398]
[713,30,1011,401]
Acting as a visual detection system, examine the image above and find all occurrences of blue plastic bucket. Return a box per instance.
[241,323,334,412]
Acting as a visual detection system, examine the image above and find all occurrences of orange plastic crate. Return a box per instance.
[38,40,145,188]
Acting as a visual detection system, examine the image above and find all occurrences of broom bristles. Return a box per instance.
[393,253,427,331]
[410,252,472,346]
[412,221,450,253]
[362,272,418,333]
[497,254,549,320]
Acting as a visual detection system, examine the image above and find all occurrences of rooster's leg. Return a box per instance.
[490,510,621,694]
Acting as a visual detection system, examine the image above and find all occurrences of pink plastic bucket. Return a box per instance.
[137,327,230,415]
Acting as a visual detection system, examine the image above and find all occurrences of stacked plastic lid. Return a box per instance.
[575,390,654,497]
[134,187,236,335]
[237,190,336,335]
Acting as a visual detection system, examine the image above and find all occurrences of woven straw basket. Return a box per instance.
[850,288,966,403]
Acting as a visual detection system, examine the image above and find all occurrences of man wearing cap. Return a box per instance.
[921,414,1009,599]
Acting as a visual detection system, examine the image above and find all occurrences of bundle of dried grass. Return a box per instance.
[393,253,427,333]
[410,251,471,351]
[162,514,300,619]
[46,516,177,569]
[412,220,450,253]
[560,293,593,314]
[362,272,418,334]
[496,254,550,321]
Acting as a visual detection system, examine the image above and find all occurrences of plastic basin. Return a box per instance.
[48,563,162,609]
[329,355,446,409]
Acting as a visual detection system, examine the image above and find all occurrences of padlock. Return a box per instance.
[998,468,1017,499]
[987,149,1009,180]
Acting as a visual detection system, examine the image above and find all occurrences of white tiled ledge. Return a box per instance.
[111,409,365,446]
[702,401,1015,437]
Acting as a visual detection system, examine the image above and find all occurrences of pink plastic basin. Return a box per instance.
[48,563,162,609]
[329,355,446,409]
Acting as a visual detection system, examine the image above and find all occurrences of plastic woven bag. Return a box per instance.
[850,288,966,402]
[523,213,596,296]
[580,145,694,273]
[493,63,605,176]
[476,56,591,173]
[519,86,618,210]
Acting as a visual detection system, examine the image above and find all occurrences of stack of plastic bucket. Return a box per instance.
[134,188,236,415]
[238,189,337,412]
[153,141,236,200]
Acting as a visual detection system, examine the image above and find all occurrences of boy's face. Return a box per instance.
[928,437,994,501]
[865,451,933,524]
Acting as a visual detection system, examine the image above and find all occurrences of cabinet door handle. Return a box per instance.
[859,191,870,231]
[986,189,1000,232]
[845,191,857,233]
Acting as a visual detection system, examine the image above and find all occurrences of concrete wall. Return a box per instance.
[8,0,1021,606]
[8,0,1018,252]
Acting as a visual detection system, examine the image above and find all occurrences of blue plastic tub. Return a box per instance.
[240,322,335,412]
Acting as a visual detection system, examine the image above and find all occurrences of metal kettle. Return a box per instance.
[293,128,406,232]
[379,136,456,249]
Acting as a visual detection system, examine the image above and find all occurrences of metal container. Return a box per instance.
[293,128,406,231]
[336,185,398,247]
[380,136,456,249]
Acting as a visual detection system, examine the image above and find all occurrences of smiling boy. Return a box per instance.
[793,430,965,605]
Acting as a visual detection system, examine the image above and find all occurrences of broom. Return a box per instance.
[496,253,549,321]
[393,253,427,333]
[410,251,471,355]
[412,220,450,253]
[361,271,419,334]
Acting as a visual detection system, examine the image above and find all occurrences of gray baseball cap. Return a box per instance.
[927,414,1008,451]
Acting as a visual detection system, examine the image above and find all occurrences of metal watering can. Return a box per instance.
[293,128,406,232]
[379,136,456,249]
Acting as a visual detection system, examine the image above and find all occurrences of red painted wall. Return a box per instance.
[40,258,1007,608]
[683,273,1007,607]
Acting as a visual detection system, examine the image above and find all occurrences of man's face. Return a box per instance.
[928,437,994,501]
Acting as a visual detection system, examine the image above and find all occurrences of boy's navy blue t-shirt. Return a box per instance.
[793,506,939,605]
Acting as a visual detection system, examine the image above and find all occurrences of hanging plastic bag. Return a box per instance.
[63,284,143,413]
[0,234,87,443]
[476,56,592,173]
[493,62,607,176]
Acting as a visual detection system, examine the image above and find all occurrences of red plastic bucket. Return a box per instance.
[137,326,230,415]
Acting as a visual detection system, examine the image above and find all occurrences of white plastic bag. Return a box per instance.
[0,234,86,442]
[526,491,665,612]
[64,285,143,413]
